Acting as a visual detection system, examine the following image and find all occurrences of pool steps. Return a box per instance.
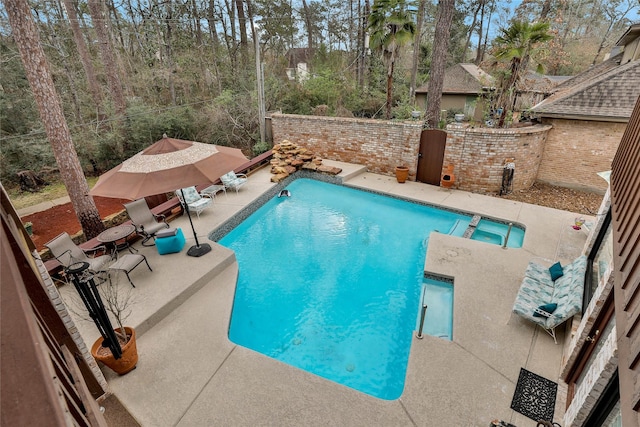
[446,219,464,236]
[439,214,514,248]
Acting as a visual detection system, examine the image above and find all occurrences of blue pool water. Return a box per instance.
[419,278,454,340]
[471,219,524,248]
[220,179,522,399]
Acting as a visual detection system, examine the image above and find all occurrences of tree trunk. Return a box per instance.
[474,0,486,64]
[539,0,552,20]
[479,0,496,64]
[301,0,314,49]
[358,0,370,90]
[409,0,427,101]
[386,59,394,119]
[235,0,248,66]
[592,17,615,66]
[5,0,105,240]
[106,0,125,50]
[87,0,127,120]
[207,0,221,46]
[124,0,144,56]
[223,0,238,67]
[62,0,104,115]
[105,0,133,94]
[43,1,83,122]
[357,0,364,88]
[424,0,455,129]
[164,0,177,105]
[190,0,207,92]
[497,57,521,127]
[207,0,223,94]
[463,1,482,62]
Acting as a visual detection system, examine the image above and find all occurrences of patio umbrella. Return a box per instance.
[91,135,248,200]
[90,135,248,256]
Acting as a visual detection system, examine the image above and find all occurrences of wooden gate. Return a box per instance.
[416,129,447,185]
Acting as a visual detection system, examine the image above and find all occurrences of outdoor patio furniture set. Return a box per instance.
[45,231,152,288]
[46,169,249,288]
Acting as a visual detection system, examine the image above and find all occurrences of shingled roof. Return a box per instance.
[416,63,494,95]
[532,55,640,121]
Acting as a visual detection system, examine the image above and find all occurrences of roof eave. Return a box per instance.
[534,112,630,123]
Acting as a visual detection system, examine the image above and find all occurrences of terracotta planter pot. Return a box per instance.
[441,176,454,189]
[440,164,456,189]
[91,326,138,375]
[395,166,409,183]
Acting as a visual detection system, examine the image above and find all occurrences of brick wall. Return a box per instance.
[34,251,108,390]
[563,322,618,427]
[443,123,551,193]
[537,118,626,193]
[271,114,553,193]
[271,113,422,176]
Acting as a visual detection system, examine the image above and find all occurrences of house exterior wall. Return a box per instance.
[622,37,640,64]
[414,94,486,122]
[271,113,422,176]
[537,118,626,193]
[443,123,551,193]
[610,95,640,426]
[440,94,468,114]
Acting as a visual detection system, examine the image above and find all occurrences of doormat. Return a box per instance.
[510,368,557,422]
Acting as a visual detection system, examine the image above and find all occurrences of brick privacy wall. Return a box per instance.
[537,118,626,193]
[272,114,553,193]
[443,123,551,193]
[271,113,422,176]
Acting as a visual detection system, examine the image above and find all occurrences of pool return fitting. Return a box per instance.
[416,285,428,339]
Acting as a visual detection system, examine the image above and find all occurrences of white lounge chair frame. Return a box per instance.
[175,186,213,219]
[220,171,248,194]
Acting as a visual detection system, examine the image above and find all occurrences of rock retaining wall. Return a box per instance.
[270,140,342,182]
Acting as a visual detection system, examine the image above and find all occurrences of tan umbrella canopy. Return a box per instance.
[90,135,249,200]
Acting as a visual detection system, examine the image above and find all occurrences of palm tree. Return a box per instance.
[493,20,552,127]
[368,0,416,119]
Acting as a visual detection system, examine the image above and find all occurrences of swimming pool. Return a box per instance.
[220,178,522,399]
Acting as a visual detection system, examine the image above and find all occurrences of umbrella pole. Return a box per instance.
[180,189,211,257]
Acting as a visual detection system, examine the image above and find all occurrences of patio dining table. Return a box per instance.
[97,224,137,258]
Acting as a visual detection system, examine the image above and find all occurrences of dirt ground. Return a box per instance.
[495,182,604,216]
[21,197,129,252]
[20,182,604,253]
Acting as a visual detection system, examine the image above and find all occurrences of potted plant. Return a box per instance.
[23,221,33,235]
[395,165,410,183]
[90,276,139,375]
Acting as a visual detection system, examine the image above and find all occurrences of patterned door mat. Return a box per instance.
[510,368,558,422]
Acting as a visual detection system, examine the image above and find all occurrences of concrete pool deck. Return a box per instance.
[58,161,593,426]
